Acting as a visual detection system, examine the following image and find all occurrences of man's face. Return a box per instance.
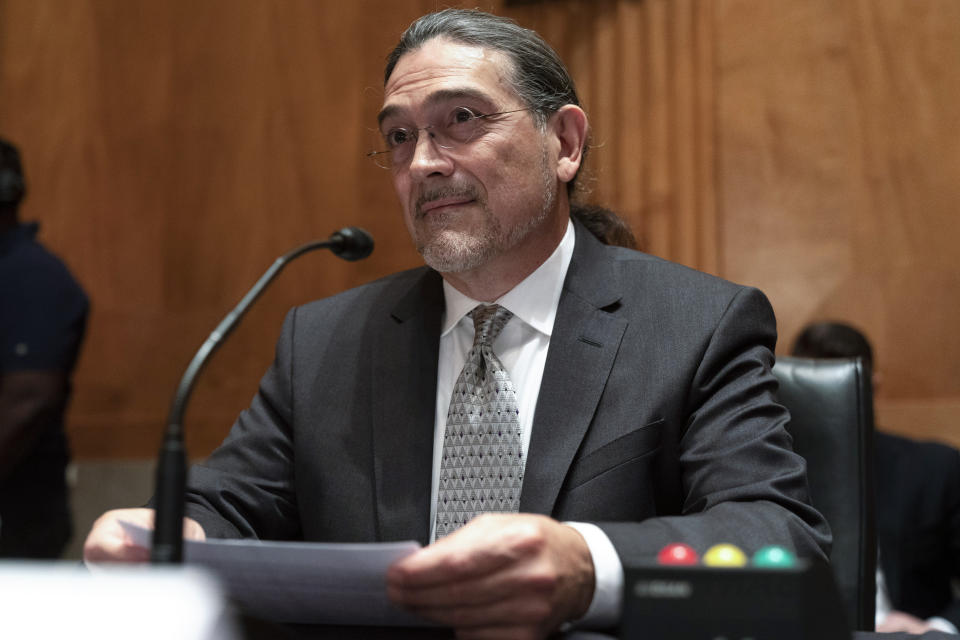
[379,38,559,274]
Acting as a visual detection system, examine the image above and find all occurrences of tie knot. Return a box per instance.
[470,304,513,347]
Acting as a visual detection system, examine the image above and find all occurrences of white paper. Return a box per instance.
[120,521,425,626]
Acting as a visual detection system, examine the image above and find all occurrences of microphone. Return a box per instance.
[151,227,374,564]
[328,226,374,261]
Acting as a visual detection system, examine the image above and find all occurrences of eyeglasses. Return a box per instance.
[367,106,532,169]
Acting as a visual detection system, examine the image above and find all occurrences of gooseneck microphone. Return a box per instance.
[151,227,374,564]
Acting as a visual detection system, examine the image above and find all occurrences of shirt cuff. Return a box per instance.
[927,617,959,634]
[563,521,623,628]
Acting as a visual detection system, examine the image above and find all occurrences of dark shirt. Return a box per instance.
[0,222,88,557]
[876,431,960,628]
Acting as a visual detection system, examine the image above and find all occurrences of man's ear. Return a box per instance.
[551,105,588,184]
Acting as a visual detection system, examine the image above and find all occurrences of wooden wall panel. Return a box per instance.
[2,0,958,456]
[505,0,719,271]
[715,0,960,445]
[0,0,490,457]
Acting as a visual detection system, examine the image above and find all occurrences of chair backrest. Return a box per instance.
[772,356,876,631]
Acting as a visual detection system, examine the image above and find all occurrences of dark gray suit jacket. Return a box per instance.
[184,222,830,564]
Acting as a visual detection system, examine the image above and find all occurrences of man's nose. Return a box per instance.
[408,133,454,178]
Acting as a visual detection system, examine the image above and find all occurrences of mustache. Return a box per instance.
[415,183,481,217]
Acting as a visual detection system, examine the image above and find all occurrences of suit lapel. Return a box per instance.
[520,225,628,515]
[371,269,443,545]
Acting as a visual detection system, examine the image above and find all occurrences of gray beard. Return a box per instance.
[418,149,557,274]
[420,227,500,273]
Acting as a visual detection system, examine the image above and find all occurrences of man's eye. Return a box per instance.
[385,128,412,148]
[448,106,480,126]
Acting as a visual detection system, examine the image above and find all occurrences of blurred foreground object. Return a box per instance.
[0,564,238,639]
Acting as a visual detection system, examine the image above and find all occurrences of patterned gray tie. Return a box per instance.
[435,304,525,538]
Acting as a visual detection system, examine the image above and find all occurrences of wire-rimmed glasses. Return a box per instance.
[366,106,532,169]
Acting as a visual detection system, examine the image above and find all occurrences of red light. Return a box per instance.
[658,543,699,565]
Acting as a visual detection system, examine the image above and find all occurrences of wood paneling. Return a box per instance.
[513,0,960,448]
[2,0,958,456]
[506,0,720,271]
[0,0,486,457]
[715,0,960,444]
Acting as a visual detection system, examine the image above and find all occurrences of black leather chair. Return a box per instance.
[772,356,877,631]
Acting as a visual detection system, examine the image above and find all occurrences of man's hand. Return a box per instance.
[82,508,205,564]
[386,513,595,640]
[876,610,942,634]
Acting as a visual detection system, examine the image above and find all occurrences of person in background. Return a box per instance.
[0,137,89,558]
[792,321,960,634]
[85,10,828,636]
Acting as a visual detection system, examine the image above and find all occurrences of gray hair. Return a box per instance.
[384,9,586,196]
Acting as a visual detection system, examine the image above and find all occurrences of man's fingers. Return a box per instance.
[388,553,558,608]
[393,562,564,632]
[82,508,205,564]
[388,514,544,587]
[83,508,153,564]
[388,514,594,639]
[388,543,508,588]
[454,627,543,640]
[184,517,206,541]
[83,537,151,563]
[876,611,933,634]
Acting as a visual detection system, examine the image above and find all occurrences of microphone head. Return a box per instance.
[329,227,374,261]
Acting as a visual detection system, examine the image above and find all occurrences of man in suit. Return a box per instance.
[793,321,960,634]
[84,9,829,636]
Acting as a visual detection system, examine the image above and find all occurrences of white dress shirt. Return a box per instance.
[429,220,622,627]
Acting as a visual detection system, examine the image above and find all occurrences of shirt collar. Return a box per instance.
[441,218,575,337]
